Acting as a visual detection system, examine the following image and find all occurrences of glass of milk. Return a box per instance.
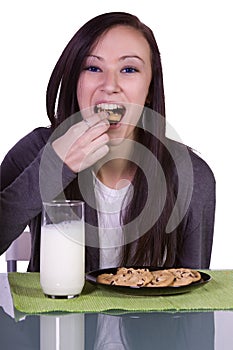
[40,200,85,298]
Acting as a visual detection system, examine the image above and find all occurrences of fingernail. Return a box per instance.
[99,111,109,119]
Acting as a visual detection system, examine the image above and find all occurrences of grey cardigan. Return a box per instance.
[0,127,216,272]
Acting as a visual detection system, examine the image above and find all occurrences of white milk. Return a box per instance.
[40,220,85,297]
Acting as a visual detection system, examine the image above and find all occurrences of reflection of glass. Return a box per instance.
[40,200,85,298]
[40,313,84,350]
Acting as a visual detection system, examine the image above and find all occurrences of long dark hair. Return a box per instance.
[46,12,180,267]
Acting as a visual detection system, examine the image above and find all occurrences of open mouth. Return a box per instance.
[94,103,126,124]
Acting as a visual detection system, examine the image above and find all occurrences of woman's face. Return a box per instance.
[77,25,152,144]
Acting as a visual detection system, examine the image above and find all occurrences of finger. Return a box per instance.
[78,121,110,147]
[85,133,109,155]
[82,111,109,131]
[66,115,108,146]
[79,145,109,171]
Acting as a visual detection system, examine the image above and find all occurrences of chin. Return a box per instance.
[108,137,125,147]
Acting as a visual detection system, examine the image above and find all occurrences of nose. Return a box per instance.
[101,70,121,94]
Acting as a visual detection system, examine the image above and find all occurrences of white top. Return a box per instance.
[93,174,133,269]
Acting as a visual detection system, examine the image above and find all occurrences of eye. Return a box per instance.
[121,66,139,73]
[84,66,101,72]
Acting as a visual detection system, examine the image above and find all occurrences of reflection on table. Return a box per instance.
[40,313,84,350]
[0,308,215,350]
[87,312,214,350]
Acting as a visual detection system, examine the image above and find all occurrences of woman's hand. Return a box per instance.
[52,112,110,173]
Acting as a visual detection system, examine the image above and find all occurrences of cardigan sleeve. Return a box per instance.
[175,151,216,269]
[0,128,77,255]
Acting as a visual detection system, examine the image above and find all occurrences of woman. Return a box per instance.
[0,12,215,272]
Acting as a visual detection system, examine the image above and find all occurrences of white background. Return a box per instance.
[1,0,232,271]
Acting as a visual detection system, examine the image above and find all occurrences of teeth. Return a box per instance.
[94,103,126,124]
[96,103,122,111]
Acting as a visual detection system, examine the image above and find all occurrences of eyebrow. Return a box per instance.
[86,54,145,64]
[120,55,145,63]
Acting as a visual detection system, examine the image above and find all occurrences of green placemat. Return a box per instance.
[8,270,233,314]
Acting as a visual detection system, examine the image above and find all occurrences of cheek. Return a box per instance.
[140,79,152,101]
[128,104,144,123]
[77,76,98,110]
[76,80,93,119]
[76,75,90,108]
[129,78,151,105]
[76,80,83,108]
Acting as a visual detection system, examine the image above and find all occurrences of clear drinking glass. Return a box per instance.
[40,200,85,298]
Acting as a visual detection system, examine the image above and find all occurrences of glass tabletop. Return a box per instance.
[1,274,233,349]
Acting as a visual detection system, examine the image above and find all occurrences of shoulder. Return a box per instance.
[8,126,52,154]
[17,126,52,147]
[165,138,215,184]
[188,148,215,189]
[2,126,53,170]
[165,138,215,206]
[0,126,53,189]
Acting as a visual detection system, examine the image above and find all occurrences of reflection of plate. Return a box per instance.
[85,267,211,296]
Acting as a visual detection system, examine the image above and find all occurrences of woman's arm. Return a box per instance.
[0,128,77,254]
[176,151,216,269]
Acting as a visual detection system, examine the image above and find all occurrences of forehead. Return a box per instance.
[91,25,151,59]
